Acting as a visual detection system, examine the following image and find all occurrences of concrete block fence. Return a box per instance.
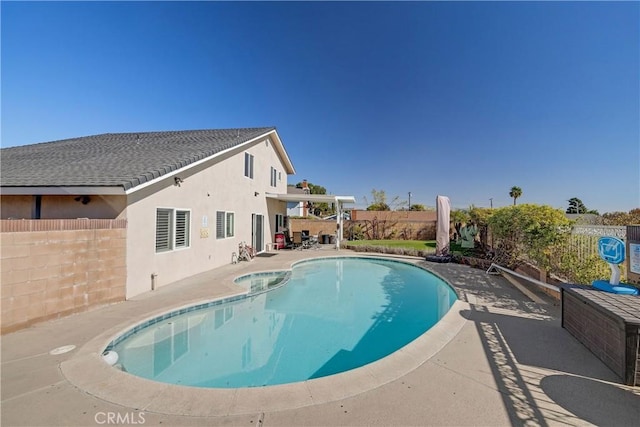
[1,219,126,334]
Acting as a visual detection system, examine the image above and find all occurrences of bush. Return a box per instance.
[488,204,572,271]
[550,236,626,284]
[552,251,610,284]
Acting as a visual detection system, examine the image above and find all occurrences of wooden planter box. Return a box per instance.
[561,284,640,386]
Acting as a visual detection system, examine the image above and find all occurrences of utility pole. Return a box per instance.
[408,192,411,211]
[489,198,493,209]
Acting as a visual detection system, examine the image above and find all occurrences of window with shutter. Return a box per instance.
[216,211,225,239]
[156,208,191,252]
[156,209,172,252]
[175,210,190,248]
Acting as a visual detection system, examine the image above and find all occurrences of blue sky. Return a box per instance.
[2,1,638,213]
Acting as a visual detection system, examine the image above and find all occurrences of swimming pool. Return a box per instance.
[233,270,290,294]
[107,257,457,388]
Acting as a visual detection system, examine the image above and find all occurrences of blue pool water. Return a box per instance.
[233,270,289,294]
[109,257,457,388]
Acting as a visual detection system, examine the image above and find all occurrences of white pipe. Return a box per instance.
[486,263,560,293]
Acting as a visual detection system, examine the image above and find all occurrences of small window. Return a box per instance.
[278,171,281,182]
[226,212,235,237]
[156,208,190,252]
[216,211,225,239]
[275,214,284,232]
[175,210,190,248]
[244,153,254,179]
[156,209,173,252]
[270,167,277,187]
[216,211,235,239]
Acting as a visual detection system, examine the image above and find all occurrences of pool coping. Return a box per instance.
[60,256,470,417]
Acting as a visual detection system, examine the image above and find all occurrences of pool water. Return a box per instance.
[109,257,457,388]
[234,271,289,294]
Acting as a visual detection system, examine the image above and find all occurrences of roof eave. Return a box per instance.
[0,186,126,196]
[267,129,296,175]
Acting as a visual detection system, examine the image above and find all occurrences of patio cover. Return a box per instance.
[265,193,356,249]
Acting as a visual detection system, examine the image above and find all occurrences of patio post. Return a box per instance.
[335,198,341,249]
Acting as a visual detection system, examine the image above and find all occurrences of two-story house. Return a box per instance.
[1,127,295,297]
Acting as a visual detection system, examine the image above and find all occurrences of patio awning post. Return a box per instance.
[335,199,341,250]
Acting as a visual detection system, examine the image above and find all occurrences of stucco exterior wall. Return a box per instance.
[0,195,127,219]
[124,136,289,298]
[1,195,32,219]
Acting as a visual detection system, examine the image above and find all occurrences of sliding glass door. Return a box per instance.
[252,214,264,253]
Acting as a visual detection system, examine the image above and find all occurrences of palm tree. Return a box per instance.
[509,186,522,205]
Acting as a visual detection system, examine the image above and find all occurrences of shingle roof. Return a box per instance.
[1,127,276,191]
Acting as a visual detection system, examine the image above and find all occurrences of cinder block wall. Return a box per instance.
[289,218,437,241]
[288,219,336,238]
[349,220,436,240]
[1,220,127,334]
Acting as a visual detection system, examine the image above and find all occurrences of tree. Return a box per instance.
[365,189,399,211]
[488,204,571,270]
[566,197,599,215]
[294,181,331,215]
[450,209,469,243]
[366,202,390,211]
[509,186,522,205]
[566,197,588,214]
[361,189,403,239]
[468,205,494,250]
[409,204,426,211]
[296,182,326,195]
[602,208,640,225]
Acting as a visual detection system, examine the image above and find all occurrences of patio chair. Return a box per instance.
[283,231,295,249]
[301,230,311,249]
[308,233,320,249]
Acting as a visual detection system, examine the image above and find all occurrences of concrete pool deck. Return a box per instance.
[2,247,640,426]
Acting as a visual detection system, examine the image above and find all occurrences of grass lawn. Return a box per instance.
[347,240,436,250]
[346,239,466,253]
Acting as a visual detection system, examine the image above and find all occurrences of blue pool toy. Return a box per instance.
[592,237,639,295]
[592,280,639,295]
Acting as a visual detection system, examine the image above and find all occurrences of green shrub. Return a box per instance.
[488,204,572,271]
[550,239,626,284]
[552,251,609,284]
